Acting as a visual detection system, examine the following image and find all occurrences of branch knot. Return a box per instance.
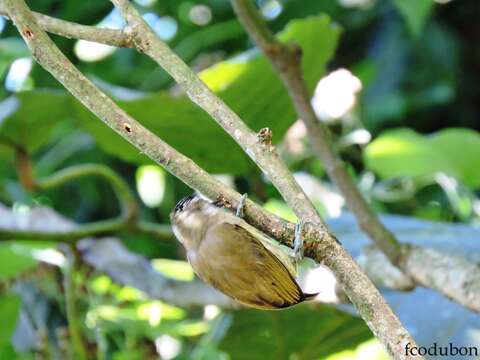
[257,127,273,147]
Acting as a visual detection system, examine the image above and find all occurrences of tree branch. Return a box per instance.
[4,0,420,357]
[5,201,480,316]
[15,147,36,191]
[60,244,88,360]
[0,3,132,47]
[0,216,174,242]
[112,1,420,356]
[403,245,480,312]
[0,163,172,242]
[230,0,480,315]
[110,0,324,226]
[230,0,401,264]
[4,198,477,313]
[0,202,234,308]
[0,216,124,241]
[1,3,300,247]
[36,163,138,221]
[2,2,302,250]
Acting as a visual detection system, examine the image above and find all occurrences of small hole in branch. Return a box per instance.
[257,127,273,146]
[22,28,34,39]
[123,123,132,133]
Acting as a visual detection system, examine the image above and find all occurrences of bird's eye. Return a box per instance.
[174,195,195,213]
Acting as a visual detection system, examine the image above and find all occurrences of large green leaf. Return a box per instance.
[219,305,372,360]
[429,128,480,188]
[74,93,249,173]
[0,91,71,153]
[200,14,340,136]
[0,293,21,346]
[0,241,55,280]
[392,0,435,36]
[364,128,480,187]
[0,143,14,180]
[75,15,340,174]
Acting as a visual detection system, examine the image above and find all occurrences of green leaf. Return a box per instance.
[263,199,297,222]
[151,259,194,281]
[74,93,250,174]
[219,305,372,360]
[0,143,15,180]
[75,15,340,174]
[281,15,341,93]
[0,293,21,346]
[0,344,17,360]
[364,128,480,188]
[0,241,55,280]
[201,14,341,140]
[364,128,455,179]
[429,128,480,188]
[0,91,71,153]
[326,338,388,360]
[392,0,435,36]
[0,344,34,360]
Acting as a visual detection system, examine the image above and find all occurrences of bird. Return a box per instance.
[170,194,317,310]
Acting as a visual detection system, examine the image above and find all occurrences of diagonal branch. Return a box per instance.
[0,162,172,242]
[4,0,420,357]
[0,3,298,247]
[230,0,401,264]
[110,0,324,226]
[36,163,139,220]
[0,5,294,248]
[230,0,480,315]
[110,0,419,357]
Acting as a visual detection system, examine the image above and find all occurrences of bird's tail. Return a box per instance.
[303,292,319,301]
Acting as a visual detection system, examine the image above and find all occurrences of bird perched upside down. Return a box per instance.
[170,195,316,310]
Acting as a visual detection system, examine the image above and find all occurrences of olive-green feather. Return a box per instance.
[193,222,304,309]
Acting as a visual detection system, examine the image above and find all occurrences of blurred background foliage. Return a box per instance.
[0,0,479,359]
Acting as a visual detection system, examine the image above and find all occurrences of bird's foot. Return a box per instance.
[293,220,305,262]
[236,193,248,218]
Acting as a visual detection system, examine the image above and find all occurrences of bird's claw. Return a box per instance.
[236,193,248,218]
[293,220,305,261]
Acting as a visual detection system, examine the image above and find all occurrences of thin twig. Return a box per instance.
[0,163,173,241]
[0,3,132,47]
[60,244,88,360]
[0,136,36,190]
[14,147,36,191]
[36,163,138,220]
[0,216,173,242]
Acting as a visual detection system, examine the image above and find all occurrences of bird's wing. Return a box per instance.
[196,222,304,309]
[237,220,298,277]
